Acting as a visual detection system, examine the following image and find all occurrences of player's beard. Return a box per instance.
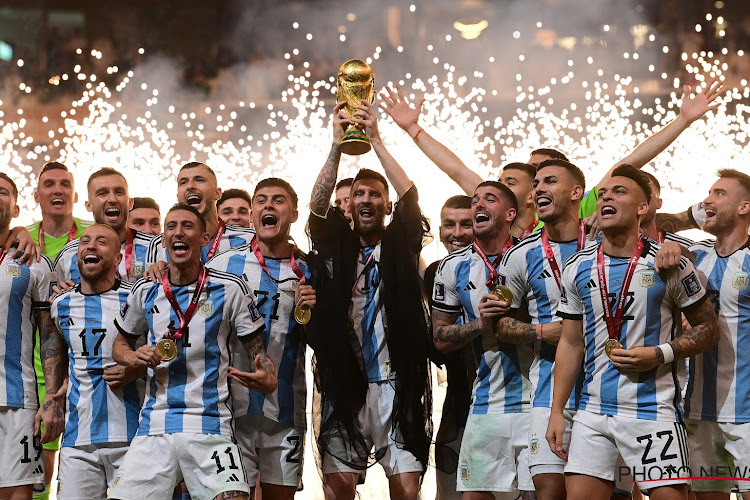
[703,210,734,236]
[80,262,114,284]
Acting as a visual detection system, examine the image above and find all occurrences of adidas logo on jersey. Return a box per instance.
[584,279,598,289]
[226,473,240,482]
[59,317,75,327]
[147,305,160,315]
[33,465,43,475]
[537,270,552,280]
[463,282,477,291]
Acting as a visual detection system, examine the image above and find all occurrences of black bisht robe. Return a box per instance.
[306,184,433,470]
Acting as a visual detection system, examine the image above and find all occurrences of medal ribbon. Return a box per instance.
[656,229,665,244]
[520,220,538,239]
[205,218,226,261]
[161,265,208,340]
[596,238,644,342]
[473,236,514,288]
[540,220,586,291]
[39,221,77,255]
[115,228,135,280]
[250,235,305,285]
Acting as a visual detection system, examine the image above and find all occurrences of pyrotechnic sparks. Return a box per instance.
[0,6,748,263]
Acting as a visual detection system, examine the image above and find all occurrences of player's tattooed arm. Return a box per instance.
[34,308,67,443]
[228,335,278,394]
[432,308,484,354]
[655,209,698,233]
[214,491,249,499]
[495,306,563,345]
[309,102,348,216]
[667,297,719,360]
[36,308,68,395]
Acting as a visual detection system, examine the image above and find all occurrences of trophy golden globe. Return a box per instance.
[336,59,375,155]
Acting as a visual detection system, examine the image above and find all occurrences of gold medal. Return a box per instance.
[491,285,514,304]
[604,338,623,359]
[294,306,311,325]
[156,338,178,363]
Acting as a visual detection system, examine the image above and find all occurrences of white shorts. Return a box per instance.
[565,411,689,492]
[457,412,534,493]
[108,433,249,500]
[527,406,575,475]
[235,414,304,487]
[321,380,424,477]
[0,407,44,488]
[686,419,750,493]
[58,442,129,499]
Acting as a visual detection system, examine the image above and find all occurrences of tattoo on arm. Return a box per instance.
[656,210,696,233]
[671,298,719,359]
[496,316,537,344]
[216,491,249,499]
[432,308,485,353]
[36,308,68,394]
[241,335,277,377]
[310,143,341,215]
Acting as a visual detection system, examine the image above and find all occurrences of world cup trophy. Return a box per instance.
[336,59,375,155]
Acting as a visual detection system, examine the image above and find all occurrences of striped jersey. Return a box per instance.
[51,281,142,446]
[684,238,750,422]
[207,244,308,429]
[147,224,256,265]
[0,254,53,409]
[352,243,392,383]
[54,228,155,284]
[557,240,705,421]
[114,269,266,437]
[433,244,534,415]
[499,231,590,409]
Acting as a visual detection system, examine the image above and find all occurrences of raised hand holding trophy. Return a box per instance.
[336,59,375,155]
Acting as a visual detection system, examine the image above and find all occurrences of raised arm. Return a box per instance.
[595,78,724,188]
[380,84,481,195]
[351,100,412,197]
[309,102,350,216]
[655,209,700,233]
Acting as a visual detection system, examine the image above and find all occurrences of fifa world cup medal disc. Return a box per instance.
[604,338,623,359]
[491,285,514,304]
[294,306,311,325]
[157,338,178,362]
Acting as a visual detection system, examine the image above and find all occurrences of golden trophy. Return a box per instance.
[336,59,375,155]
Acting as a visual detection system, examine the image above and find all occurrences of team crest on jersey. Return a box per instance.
[199,299,214,317]
[120,302,130,318]
[733,272,749,290]
[530,437,540,454]
[639,269,656,288]
[5,263,21,278]
[681,271,702,297]
[131,261,144,276]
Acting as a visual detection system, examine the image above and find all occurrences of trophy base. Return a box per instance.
[339,131,371,156]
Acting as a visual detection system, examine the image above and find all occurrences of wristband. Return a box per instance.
[412,128,423,142]
[539,323,544,342]
[657,342,675,363]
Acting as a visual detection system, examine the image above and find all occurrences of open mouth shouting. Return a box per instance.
[474,212,491,230]
[81,253,102,266]
[358,206,375,223]
[104,205,122,223]
[51,198,66,208]
[261,213,279,229]
[186,192,203,209]
[600,204,617,218]
[172,241,190,258]
[704,205,717,219]
[535,195,552,212]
